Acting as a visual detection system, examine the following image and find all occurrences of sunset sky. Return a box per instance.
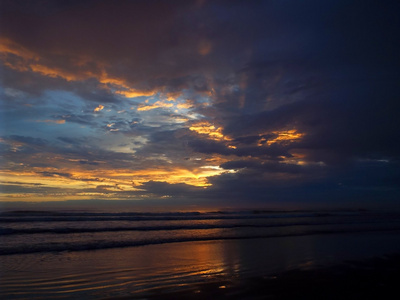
[1,0,399,209]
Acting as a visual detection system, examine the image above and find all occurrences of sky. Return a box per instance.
[0,0,399,210]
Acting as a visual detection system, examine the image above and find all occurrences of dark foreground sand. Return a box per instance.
[109,253,400,300]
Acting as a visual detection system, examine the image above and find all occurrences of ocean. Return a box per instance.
[1,209,400,299]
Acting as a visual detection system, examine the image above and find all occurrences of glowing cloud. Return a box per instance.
[0,38,38,61]
[0,38,155,99]
[176,100,195,110]
[115,89,155,98]
[29,64,84,81]
[36,119,66,124]
[189,121,232,142]
[266,130,304,146]
[137,101,174,111]
[94,104,104,112]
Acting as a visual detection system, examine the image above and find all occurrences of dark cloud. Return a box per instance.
[37,171,72,178]
[188,138,233,156]
[0,184,60,194]
[140,181,203,197]
[1,0,399,208]
[57,136,83,145]
[220,160,308,174]
[6,135,48,146]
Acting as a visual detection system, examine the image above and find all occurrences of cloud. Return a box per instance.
[36,119,65,124]
[137,101,174,112]
[93,104,104,112]
[0,0,399,207]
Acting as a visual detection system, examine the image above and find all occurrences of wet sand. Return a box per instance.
[114,254,400,300]
[2,232,400,299]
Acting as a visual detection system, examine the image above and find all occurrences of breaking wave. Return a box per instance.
[1,210,399,255]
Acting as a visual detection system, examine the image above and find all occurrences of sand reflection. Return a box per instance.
[2,232,400,299]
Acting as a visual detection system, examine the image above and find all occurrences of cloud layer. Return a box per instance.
[1,0,399,209]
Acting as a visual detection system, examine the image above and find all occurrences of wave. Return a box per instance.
[0,210,378,223]
[1,226,400,256]
[0,219,396,236]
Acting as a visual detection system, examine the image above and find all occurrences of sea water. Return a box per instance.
[1,209,400,299]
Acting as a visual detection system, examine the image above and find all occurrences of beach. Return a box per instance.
[2,1,400,298]
[1,210,400,299]
[127,253,400,300]
[1,233,400,299]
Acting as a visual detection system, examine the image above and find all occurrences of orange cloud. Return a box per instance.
[0,38,38,61]
[176,99,195,110]
[266,129,304,146]
[115,89,155,98]
[29,64,85,81]
[0,38,156,99]
[125,165,235,187]
[94,104,104,112]
[36,119,66,124]
[137,101,174,111]
[0,155,235,202]
[189,121,232,142]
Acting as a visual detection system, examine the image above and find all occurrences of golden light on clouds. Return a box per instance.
[137,101,174,111]
[0,159,236,201]
[36,119,66,124]
[1,0,393,209]
[0,38,37,61]
[176,100,194,110]
[114,89,155,98]
[126,167,225,187]
[189,121,232,142]
[94,72,156,98]
[29,64,82,81]
[0,38,154,100]
[266,130,304,145]
[94,104,104,112]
